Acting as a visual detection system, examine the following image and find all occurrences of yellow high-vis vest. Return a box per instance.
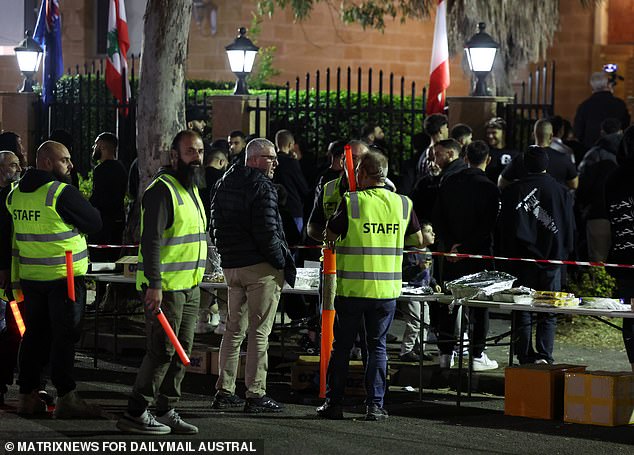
[322,176,343,220]
[136,174,207,291]
[6,181,88,281]
[335,188,411,299]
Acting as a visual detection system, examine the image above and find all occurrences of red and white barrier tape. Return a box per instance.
[87,243,634,269]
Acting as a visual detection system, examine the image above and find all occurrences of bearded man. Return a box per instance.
[117,130,207,435]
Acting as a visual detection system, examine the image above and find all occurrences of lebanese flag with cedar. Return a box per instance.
[105,0,130,111]
[426,0,450,114]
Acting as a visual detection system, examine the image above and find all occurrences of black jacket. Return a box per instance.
[606,160,634,282]
[574,91,631,149]
[211,163,293,275]
[273,153,309,218]
[411,158,467,223]
[433,167,500,281]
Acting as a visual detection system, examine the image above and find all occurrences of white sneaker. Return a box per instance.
[210,313,220,326]
[213,322,226,335]
[534,359,549,365]
[117,410,171,435]
[472,353,499,371]
[156,409,198,434]
[439,353,455,369]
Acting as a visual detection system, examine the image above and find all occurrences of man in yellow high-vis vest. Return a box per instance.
[317,150,423,421]
[117,131,207,435]
[2,141,102,417]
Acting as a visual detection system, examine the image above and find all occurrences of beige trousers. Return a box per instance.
[215,262,284,398]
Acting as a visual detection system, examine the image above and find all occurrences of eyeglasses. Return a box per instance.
[260,155,278,162]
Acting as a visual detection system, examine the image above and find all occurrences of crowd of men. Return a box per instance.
[0,70,633,429]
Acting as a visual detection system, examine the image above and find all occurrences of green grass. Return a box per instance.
[556,316,624,349]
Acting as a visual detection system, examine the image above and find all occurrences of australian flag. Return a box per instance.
[33,0,63,106]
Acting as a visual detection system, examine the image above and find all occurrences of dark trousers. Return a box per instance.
[0,299,22,392]
[615,280,634,363]
[18,278,85,396]
[436,304,489,357]
[513,265,561,364]
[326,296,396,407]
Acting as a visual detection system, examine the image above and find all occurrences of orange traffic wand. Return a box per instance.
[344,144,356,192]
[320,248,337,398]
[9,300,25,337]
[156,309,191,366]
[65,250,75,302]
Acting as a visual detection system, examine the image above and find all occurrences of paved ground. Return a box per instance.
[1,317,633,455]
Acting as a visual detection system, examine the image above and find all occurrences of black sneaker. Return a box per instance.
[399,351,419,362]
[244,396,283,413]
[38,391,56,408]
[316,400,343,420]
[365,404,388,421]
[211,392,245,410]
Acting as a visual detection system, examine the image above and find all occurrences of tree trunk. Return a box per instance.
[137,0,192,193]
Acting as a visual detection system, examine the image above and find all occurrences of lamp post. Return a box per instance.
[464,22,499,96]
[225,27,259,95]
[14,30,43,93]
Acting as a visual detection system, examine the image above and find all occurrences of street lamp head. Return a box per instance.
[225,27,259,95]
[464,22,499,96]
[14,30,43,93]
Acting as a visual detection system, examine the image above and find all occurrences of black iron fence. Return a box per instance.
[36,58,555,178]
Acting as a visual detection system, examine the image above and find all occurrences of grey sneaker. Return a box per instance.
[53,391,104,419]
[156,409,198,435]
[17,391,48,415]
[116,410,171,435]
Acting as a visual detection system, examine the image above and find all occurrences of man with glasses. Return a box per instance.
[210,138,295,413]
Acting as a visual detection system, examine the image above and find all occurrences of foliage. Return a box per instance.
[566,267,617,298]
[258,0,600,94]
[78,170,93,200]
[248,11,281,89]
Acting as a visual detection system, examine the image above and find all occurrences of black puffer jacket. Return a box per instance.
[211,163,288,270]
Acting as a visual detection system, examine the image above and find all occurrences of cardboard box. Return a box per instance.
[505,364,586,420]
[210,348,246,379]
[291,355,367,396]
[564,371,634,426]
[188,349,210,374]
[116,256,138,278]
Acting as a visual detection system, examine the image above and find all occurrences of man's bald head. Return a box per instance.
[36,141,73,183]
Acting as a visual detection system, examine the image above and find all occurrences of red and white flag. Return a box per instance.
[105,0,130,111]
[426,0,450,114]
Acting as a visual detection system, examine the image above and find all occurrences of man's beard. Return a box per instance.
[176,158,205,188]
[92,149,102,161]
[54,170,72,184]
[2,171,19,184]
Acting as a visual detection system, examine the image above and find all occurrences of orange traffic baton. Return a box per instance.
[9,300,25,337]
[65,250,75,302]
[156,309,191,366]
[320,248,337,398]
[344,144,356,192]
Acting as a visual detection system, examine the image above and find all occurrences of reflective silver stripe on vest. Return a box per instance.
[400,195,409,220]
[324,180,335,197]
[337,246,403,256]
[45,181,63,207]
[16,230,79,242]
[349,192,360,219]
[19,249,88,265]
[160,232,206,247]
[138,259,206,273]
[336,271,402,281]
[159,176,184,206]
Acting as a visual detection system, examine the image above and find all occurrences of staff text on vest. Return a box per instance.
[363,222,399,234]
[13,209,41,221]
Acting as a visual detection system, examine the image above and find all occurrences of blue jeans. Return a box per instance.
[326,296,396,407]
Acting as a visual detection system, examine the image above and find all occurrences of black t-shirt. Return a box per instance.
[501,147,577,186]
[89,159,128,218]
[485,147,519,184]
